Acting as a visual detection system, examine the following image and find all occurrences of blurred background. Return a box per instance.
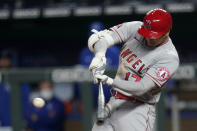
[0,0,197,131]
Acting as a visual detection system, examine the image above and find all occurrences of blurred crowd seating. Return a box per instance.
[0,0,196,8]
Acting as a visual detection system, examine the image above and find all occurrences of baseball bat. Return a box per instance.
[97,81,105,124]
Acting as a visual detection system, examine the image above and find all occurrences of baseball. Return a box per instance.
[32,97,45,108]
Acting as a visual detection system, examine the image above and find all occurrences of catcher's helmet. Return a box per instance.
[138,8,172,39]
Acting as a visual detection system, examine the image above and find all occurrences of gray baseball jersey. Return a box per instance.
[110,21,179,104]
[92,21,179,131]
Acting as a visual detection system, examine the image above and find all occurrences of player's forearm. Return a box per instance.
[93,38,108,56]
[112,75,156,96]
[93,31,120,56]
[88,29,121,54]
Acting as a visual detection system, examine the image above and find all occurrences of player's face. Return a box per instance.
[145,32,169,47]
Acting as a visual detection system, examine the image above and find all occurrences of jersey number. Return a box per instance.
[125,72,141,82]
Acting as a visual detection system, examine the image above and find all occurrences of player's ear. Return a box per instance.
[165,31,170,37]
[161,31,170,39]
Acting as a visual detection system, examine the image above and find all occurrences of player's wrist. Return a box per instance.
[89,52,106,70]
[95,52,105,58]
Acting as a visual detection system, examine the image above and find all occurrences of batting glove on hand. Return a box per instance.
[94,74,113,86]
[89,53,106,83]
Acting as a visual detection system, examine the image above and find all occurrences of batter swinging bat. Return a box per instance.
[97,81,105,124]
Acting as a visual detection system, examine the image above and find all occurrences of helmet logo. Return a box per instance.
[146,20,151,30]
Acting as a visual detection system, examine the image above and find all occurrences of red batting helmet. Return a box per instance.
[138,8,172,39]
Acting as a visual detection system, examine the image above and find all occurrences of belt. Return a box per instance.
[112,91,145,104]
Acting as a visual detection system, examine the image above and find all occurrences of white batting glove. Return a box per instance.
[89,53,106,83]
[94,74,113,86]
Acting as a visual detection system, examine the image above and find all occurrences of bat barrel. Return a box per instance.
[97,81,105,123]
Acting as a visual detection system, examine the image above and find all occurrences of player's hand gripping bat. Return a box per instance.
[97,80,105,124]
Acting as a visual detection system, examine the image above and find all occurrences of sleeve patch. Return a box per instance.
[157,68,170,81]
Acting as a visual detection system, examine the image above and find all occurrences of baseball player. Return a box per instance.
[88,8,180,131]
